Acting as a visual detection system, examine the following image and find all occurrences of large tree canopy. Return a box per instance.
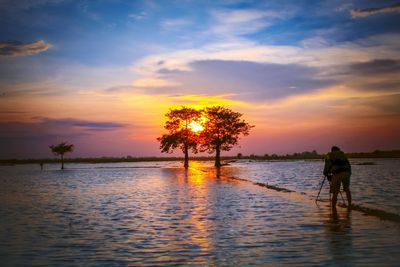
[49,142,74,170]
[200,106,253,167]
[157,106,203,168]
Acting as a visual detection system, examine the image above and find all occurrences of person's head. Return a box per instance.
[331,146,340,152]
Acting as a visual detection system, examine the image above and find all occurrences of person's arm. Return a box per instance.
[345,157,351,174]
[323,154,331,176]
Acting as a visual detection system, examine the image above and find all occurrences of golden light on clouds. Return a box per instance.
[132,78,179,87]
[168,94,247,110]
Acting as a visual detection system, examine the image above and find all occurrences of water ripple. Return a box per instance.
[1,162,399,266]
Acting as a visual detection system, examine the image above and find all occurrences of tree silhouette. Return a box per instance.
[200,106,253,167]
[49,142,74,170]
[157,106,202,168]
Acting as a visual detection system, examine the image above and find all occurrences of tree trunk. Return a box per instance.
[61,154,64,170]
[184,145,189,168]
[215,145,221,167]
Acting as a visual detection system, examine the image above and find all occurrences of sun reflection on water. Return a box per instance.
[184,162,214,257]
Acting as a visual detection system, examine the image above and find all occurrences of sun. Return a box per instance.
[188,120,204,133]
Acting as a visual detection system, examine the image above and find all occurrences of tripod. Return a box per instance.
[315,176,345,204]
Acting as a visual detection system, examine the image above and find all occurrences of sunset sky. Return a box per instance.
[1,0,400,158]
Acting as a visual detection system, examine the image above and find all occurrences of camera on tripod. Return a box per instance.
[327,173,333,182]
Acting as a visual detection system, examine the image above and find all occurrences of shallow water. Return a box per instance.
[221,158,400,215]
[1,160,399,266]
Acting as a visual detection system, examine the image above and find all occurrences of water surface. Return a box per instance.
[1,160,399,266]
[221,158,400,215]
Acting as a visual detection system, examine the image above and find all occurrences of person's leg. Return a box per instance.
[330,174,341,211]
[345,190,352,207]
[342,172,352,207]
[331,192,338,212]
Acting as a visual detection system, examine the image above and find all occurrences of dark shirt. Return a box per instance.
[323,150,351,176]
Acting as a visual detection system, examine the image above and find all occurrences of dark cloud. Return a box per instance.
[0,40,52,58]
[337,59,400,91]
[71,121,124,129]
[158,60,336,101]
[351,3,400,17]
[38,117,126,131]
[0,117,125,139]
[348,59,400,75]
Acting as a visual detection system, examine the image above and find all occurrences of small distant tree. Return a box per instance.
[157,106,202,168]
[200,106,253,167]
[49,142,74,170]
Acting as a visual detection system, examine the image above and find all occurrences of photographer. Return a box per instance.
[323,146,352,211]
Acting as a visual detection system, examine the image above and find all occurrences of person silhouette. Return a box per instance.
[323,146,352,211]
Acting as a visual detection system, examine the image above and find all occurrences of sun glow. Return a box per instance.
[188,120,204,133]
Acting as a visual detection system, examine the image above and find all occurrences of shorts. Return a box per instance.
[330,171,351,194]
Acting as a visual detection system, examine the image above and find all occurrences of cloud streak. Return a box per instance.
[0,117,126,139]
[38,117,126,132]
[211,9,283,36]
[351,3,400,17]
[0,40,52,58]
[161,18,192,29]
[157,60,335,101]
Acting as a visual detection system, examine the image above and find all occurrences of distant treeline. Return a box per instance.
[347,150,400,158]
[244,149,400,160]
[1,149,399,165]
[244,150,323,160]
[241,150,400,160]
